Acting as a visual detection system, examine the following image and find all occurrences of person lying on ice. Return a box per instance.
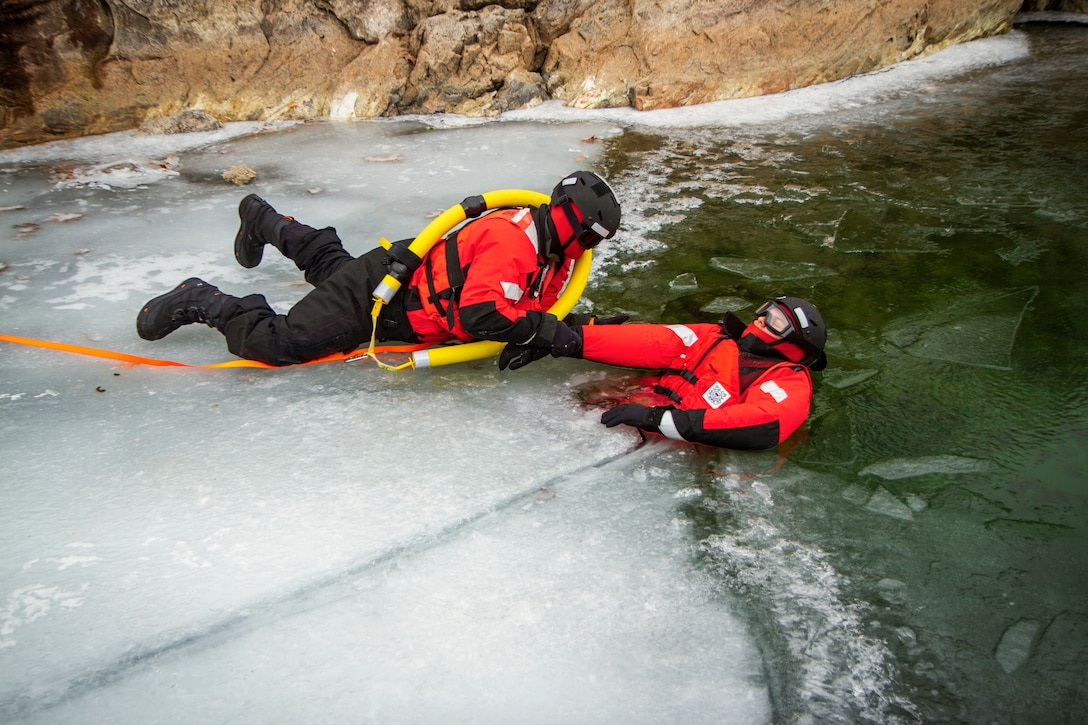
[136,171,622,366]
[500,297,828,451]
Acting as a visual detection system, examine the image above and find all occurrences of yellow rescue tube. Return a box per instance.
[367,187,595,370]
[411,248,593,369]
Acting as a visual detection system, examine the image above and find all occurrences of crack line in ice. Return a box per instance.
[0,441,655,721]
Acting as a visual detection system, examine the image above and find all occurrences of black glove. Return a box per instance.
[498,344,549,371]
[600,404,665,431]
[565,313,630,327]
[550,320,583,358]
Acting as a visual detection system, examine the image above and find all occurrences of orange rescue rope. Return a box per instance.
[0,333,428,369]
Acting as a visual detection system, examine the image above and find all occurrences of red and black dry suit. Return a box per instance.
[581,322,814,451]
[221,207,573,365]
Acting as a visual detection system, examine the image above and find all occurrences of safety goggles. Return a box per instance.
[559,225,602,256]
[556,199,606,250]
[755,300,798,338]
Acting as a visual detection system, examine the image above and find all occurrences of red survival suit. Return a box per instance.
[581,322,813,451]
[405,208,571,345]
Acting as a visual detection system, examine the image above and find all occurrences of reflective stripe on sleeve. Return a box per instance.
[500,281,524,301]
[658,410,686,441]
[759,380,788,403]
[665,324,698,347]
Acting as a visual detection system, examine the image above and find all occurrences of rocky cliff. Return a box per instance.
[0,0,1064,149]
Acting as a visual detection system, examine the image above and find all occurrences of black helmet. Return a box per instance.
[755,296,828,371]
[550,170,621,249]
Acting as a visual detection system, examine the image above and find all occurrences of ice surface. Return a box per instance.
[700,296,753,315]
[1,359,772,721]
[864,487,915,521]
[817,207,950,255]
[7,436,771,723]
[706,464,913,723]
[0,117,776,722]
[0,122,282,166]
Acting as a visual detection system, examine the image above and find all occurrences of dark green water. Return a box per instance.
[588,23,1088,723]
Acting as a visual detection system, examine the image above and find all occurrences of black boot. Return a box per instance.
[234,194,291,268]
[136,278,238,340]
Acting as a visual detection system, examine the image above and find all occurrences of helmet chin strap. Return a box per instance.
[737,332,795,362]
[541,203,584,261]
[738,328,827,370]
[561,233,583,257]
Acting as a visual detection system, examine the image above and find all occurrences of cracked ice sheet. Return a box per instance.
[5,422,770,724]
[0,341,768,723]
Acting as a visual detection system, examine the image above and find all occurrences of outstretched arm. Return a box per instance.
[581,323,721,368]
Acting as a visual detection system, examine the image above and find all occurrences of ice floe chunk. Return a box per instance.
[708,257,836,281]
[995,618,1040,674]
[876,578,909,605]
[883,287,1038,370]
[865,487,914,520]
[700,296,753,315]
[860,455,992,480]
[668,272,698,290]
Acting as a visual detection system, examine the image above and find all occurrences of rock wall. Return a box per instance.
[0,0,1042,149]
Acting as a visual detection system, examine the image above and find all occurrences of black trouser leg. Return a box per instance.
[276,222,354,287]
[219,247,417,366]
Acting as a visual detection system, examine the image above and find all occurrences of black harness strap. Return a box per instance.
[651,337,731,406]
[653,385,683,405]
[659,368,699,385]
[421,233,469,331]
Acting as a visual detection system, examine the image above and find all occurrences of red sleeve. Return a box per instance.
[581,323,722,368]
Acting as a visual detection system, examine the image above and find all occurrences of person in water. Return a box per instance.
[501,297,828,451]
[136,171,622,366]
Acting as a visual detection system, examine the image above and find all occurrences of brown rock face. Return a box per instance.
[0,0,1040,150]
[552,0,1026,112]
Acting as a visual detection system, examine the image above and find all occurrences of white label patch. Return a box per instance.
[702,381,731,409]
[759,380,788,403]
